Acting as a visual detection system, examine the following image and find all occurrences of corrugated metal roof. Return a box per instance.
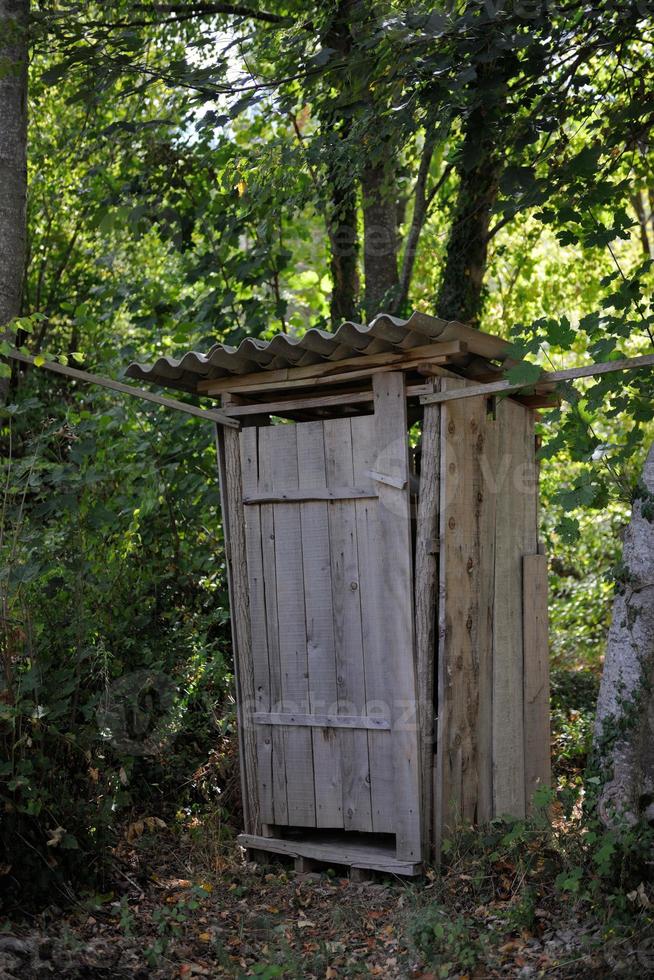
[126,311,511,394]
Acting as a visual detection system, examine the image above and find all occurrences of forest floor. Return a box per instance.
[2,672,652,979]
[0,827,650,980]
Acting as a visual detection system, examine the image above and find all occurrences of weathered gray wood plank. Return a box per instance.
[434,380,497,855]
[492,399,532,818]
[413,396,440,858]
[239,427,274,824]
[257,431,289,825]
[324,418,373,832]
[243,487,377,504]
[238,833,422,876]
[351,415,396,834]
[252,712,390,730]
[296,421,343,828]
[268,424,316,826]
[523,553,551,809]
[372,372,422,862]
[215,426,259,834]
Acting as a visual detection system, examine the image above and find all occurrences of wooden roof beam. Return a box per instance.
[197,340,468,396]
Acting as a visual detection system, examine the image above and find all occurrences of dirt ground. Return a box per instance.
[2,836,648,980]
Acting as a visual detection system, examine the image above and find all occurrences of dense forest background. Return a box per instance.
[1,0,654,974]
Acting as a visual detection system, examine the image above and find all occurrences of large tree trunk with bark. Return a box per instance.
[321,0,360,326]
[593,442,654,827]
[435,103,501,326]
[0,0,28,401]
[362,158,399,320]
[435,52,514,326]
[325,140,360,325]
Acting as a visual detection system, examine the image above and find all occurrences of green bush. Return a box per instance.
[0,389,233,906]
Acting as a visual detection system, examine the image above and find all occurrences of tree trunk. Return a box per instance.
[362,159,399,320]
[593,442,654,827]
[435,103,500,326]
[0,0,28,401]
[632,189,653,258]
[327,171,359,325]
[321,0,360,327]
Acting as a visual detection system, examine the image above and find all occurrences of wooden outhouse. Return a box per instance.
[128,311,551,875]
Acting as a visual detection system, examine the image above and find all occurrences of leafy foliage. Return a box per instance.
[0,378,233,903]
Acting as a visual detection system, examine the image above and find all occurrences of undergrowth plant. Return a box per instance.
[0,392,234,907]
[408,784,654,977]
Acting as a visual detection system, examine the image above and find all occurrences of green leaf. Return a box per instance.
[505,361,543,386]
[556,515,580,543]
[545,317,575,349]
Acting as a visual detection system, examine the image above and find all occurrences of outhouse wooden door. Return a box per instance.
[239,376,422,862]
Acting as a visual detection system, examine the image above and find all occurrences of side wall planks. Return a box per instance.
[434,380,496,856]
[435,389,541,854]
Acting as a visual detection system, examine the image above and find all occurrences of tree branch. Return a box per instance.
[392,137,452,315]
[123,2,288,26]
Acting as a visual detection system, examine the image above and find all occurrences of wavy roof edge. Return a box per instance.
[126,311,510,394]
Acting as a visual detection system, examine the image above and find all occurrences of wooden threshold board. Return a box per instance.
[238,833,423,876]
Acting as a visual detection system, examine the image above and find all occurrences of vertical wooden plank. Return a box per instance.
[372,372,421,863]
[434,381,498,858]
[523,554,551,808]
[492,399,535,819]
[323,417,373,832]
[215,426,259,835]
[257,430,288,825]
[351,414,394,834]
[413,397,440,859]
[239,428,274,824]
[523,552,550,805]
[476,404,499,828]
[269,424,316,827]
[296,421,343,828]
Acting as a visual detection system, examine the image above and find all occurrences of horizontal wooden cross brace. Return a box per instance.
[252,712,391,731]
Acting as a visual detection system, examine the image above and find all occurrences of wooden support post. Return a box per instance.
[246,848,270,866]
[350,867,373,883]
[294,856,317,874]
[414,392,441,861]
[216,425,260,835]
[372,372,422,864]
